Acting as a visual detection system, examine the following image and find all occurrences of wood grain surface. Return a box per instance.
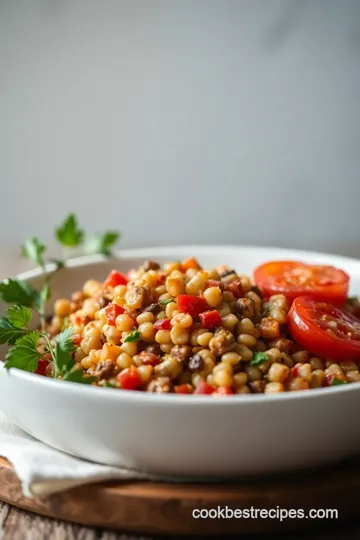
[0,457,360,538]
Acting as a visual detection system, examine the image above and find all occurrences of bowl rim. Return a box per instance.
[2,244,360,405]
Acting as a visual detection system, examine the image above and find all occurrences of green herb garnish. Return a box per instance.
[103,381,115,388]
[123,330,141,343]
[21,237,46,268]
[332,378,347,386]
[250,351,269,367]
[0,213,121,385]
[0,279,38,307]
[85,232,120,256]
[56,213,84,247]
[159,298,175,306]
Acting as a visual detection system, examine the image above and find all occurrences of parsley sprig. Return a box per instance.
[0,213,120,384]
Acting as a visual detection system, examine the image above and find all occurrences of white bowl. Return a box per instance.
[1,245,360,478]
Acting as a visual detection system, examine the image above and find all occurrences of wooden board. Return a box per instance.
[0,456,359,536]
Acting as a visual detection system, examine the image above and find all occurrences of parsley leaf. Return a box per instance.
[0,279,38,307]
[124,330,141,343]
[56,213,84,247]
[21,237,46,267]
[250,351,269,367]
[63,369,96,385]
[7,305,32,329]
[332,378,347,386]
[0,318,29,345]
[86,232,120,256]
[103,381,115,388]
[53,327,76,374]
[159,298,175,305]
[37,283,51,310]
[4,331,42,372]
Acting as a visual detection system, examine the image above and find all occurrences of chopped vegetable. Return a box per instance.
[117,366,143,390]
[250,352,269,367]
[177,295,208,317]
[193,382,215,395]
[123,330,141,343]
[153,319,172,331]
[254,261,349,304]
[104,270,128,289]
[105,303,125,325]
[199,310,222,329]
[181,257,202,271]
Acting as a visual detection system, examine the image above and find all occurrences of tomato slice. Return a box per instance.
[287,296,360,360]
[254,261,349,304]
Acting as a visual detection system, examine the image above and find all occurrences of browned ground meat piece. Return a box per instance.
[144,303,162,315]
[235,297,255,319]
[209,328,236,356]
[270,338,293,353]
[171,345,192,363]
[94,360,115,380]
[219,269,237,278]
[146,343,163,356]
[98,296,111,308]
[250,381,266,393]
[143,260,161,271]
[125,286,150,310]
[146,377,172,393]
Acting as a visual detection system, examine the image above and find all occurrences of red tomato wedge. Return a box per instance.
[254,261,349,304]
[287,297,360,361]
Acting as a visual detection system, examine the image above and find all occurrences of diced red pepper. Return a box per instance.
[199,310,222,329]
[181,257,202,271]
[174,384,193,394]
[73,334,82,346]
[177,295,208,317]
[35,359,49,376]
[291,363,302,378]
[193,381,215,395]
[225,279,244,299]
[213,386,234,396]
[153,318,172,331]
[105,303,125,325]
[117,366,143,390]
[138,351,161,366]
[104,270,128,288]
[205,279,220,288]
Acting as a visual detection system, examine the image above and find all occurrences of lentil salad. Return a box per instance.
[40,256,360,395]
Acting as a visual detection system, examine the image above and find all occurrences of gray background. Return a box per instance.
[1,0,360,257]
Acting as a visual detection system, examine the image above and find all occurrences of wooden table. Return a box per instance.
[0,502,359,540]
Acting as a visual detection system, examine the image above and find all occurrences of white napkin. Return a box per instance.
[0,411,161,498]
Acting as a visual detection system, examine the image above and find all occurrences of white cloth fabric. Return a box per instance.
[0,412,160,498]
